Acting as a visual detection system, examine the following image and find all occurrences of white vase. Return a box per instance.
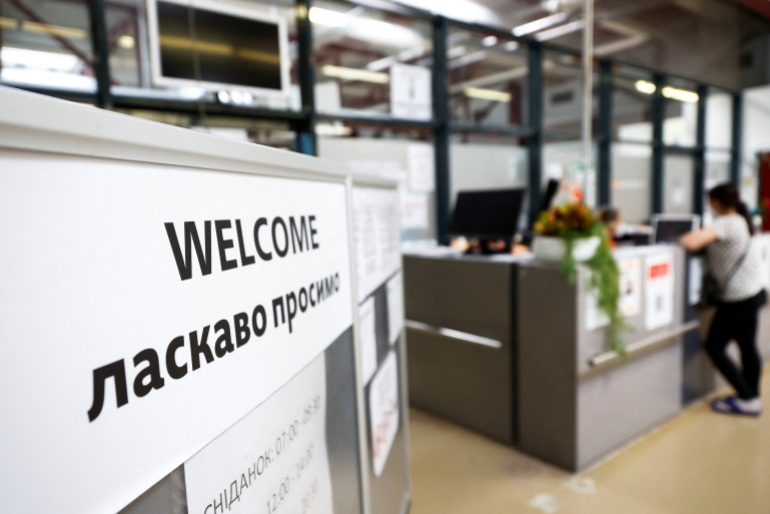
[532,235,600,262]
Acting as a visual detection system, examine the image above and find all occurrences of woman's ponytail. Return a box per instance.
[709,183,754,235]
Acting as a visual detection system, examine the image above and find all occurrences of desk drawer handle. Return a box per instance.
[405,320,503,349]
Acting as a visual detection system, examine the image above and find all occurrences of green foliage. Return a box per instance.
[559,225,629,358]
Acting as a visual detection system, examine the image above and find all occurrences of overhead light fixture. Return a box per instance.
[662,86,699,103]
[634,80,656,95]
[322,65,389,84]
[535,20,584,41]
[464,87,511,103]
[0,47,79,72]
[315,122,353,136]
[482,35,498,47]
[447,46,467,59]
[449,51,487,69]
[634,80,699,103]
[22,21,86,40]
[0,16,17,29]
[504,41,520,51]
[308,7,348,27]
[512,12,568,37]
[118,35,135,49]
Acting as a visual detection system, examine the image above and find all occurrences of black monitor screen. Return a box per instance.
[450,189,525,240]
[157,1,282,91]
[654,219,696,243]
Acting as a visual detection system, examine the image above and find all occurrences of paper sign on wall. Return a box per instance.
[360,296,378,385]
[184,355,333,514]
[618,258,642,317]
[390,63,432,121]
[386,272,405,345]
[369,351,400,477]
[645,253,675,330]
[407,144,435,193]
[353,187,401,302]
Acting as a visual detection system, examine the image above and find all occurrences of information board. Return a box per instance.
[352,184,410,514]
[0,86,365,514]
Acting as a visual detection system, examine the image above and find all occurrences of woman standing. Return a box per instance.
[681,183,766,417]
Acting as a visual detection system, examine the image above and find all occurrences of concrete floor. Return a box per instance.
[408,369,770,514]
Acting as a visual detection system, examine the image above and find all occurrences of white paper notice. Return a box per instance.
[401,193,429,230]
[369,351,400,477]
[688,257,704,306]
[386,273,405,345]
[360,297,378,384]
[645,253,675,330]
[390,63,432,121]
[407,144,435,193]
[353,187,402,302]
[185,355,333,514]
[618,258,642,317]
[753,235,770,290]
[585,289,609,331]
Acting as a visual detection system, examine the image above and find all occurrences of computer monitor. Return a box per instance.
[147,0,290,98]
[450,188,525,244]
[651,214,700,244]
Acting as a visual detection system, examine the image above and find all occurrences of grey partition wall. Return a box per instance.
[403,252,522,445]
[518,246,698,471]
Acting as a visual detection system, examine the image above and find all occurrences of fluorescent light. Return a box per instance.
[22,21,86,39]
[662,86,699,103]
[399,45,426,61]
[635,80,656,95]
[634,80,700,103]
[504,41,520,51]
[449,51,487,69]
[512,12,568,36]
[309,7,348,27]
[322,65,389,84]
[482,35,498,47]
[0,47,79,71]
[535,20,585,41]
[447,46,467,59]
[464,87,511,102]
[315,122,352,136]
[118,35,135,49]
[0,16,17,29]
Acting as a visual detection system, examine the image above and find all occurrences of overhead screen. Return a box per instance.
[149,0,289,96]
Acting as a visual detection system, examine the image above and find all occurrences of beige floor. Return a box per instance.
[408,369,770,514]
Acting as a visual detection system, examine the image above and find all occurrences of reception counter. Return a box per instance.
[404,240,770,472]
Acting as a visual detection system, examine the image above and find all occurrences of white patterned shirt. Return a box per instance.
[707,214,763,302]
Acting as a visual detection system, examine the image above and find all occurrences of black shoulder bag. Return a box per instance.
[701,240,751,307]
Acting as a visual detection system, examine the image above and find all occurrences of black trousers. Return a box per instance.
[705,290,767,400]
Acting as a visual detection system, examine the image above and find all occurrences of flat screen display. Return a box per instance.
[652,215,700,244]
[151,0,286,94]
[450,188,525,240]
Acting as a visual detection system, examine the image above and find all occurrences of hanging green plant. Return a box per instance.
[533,202,629,358]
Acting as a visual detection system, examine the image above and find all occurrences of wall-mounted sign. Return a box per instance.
[390,63,432,121]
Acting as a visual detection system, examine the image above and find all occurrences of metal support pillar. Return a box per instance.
[651,73,665,214]
[694,85,708,215]
[295,0,317,155]
[88,0,112,109]
[527,42,544,226]
[731,92,743,186]
[432,16,451,245]
[597,59,612,207]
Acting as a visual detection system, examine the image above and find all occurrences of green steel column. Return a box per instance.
[295,0,317,155]
[597,59,613,207]
[433,16,451,245]
[527,42,544,226]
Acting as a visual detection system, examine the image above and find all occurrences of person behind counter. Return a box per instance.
[681,183,767,417]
